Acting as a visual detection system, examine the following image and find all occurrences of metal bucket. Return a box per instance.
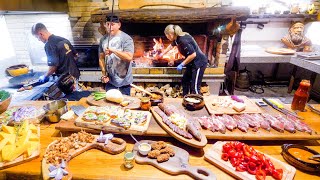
[43,99,68,123]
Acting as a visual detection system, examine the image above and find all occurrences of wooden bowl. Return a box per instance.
[281,144,320,173]
[0,95,12,114]
[150,91,164,106]
[182,94,204,111]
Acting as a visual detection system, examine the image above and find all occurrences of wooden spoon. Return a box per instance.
[130,84,157,98]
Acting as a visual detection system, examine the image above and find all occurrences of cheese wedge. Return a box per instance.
[18,120,29,136]
[29,133,39,142]
[16,130,31,147]
[29,124,38,134]
[2,144,15,161]
[26,141,39,157]
[6,134,16,145]
[7,143,28,161]
[2,125,15,134]
[0,138,9,151]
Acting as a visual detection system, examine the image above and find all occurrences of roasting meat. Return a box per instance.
[286,114,312,134]
[240,114,260,132]
[275,115,296,133]
[211,115,226,134]
[250,113,271,131]
[220,114,237,131]
[261,114,285,133]
[233,115,250,132]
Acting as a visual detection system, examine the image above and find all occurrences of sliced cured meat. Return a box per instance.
[233,115,250,132]
[197,116,214,130]
[211,115,226,134]
[262,114,284,133]
[154,107,193,139]
[216,114,237,131]
[250,114,271,131]
[275,115,296,133]
[286,114,312,134]
[240,114,260,132]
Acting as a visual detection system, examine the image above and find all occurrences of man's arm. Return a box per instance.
[99,52,107,76]
[106,48,133,62]
[45,66,57,77]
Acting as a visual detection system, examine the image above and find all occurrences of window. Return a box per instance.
[0,15,15,60]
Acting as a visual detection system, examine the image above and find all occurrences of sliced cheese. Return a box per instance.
[2,125,15,134]
[16,130,31,147]
[29,124,38,134]
[0,138,9,151]
[18,120,29,136]
[2,144,15,162]
[26,141,39,157]
[233,102,246,112]
[7,143,28,161]
[29,133,39,142]
[6,134,16,145]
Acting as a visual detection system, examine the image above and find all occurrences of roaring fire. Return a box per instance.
[144,38,184,61]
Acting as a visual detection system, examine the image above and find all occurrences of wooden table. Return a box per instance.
[56,98,320,140]
[1,100,320,179]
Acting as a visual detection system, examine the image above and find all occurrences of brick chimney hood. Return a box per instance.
[91,7,250,23]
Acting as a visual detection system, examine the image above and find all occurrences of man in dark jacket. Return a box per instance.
[31,23,80,86]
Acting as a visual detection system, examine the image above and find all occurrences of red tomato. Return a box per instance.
[228,149,237,158]
[272,169,283,180]
[235,163,247,172]
[221,153,229,161]
[256,169,266,180]
[222,143,232,153]
[247,162,257,175]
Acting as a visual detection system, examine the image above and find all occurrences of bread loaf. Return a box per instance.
[105,89,124,103]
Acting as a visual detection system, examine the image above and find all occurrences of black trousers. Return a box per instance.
[182,65,206,96]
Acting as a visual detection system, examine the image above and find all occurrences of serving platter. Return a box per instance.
[133,140,216,180]
[150,106,207,148]
[204,95,262,115]
[86,95,140,110]
[75,107,152,135]
[204,141,296,180]
[42,132,126,180]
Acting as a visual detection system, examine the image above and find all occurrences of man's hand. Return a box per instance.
[101,75,109,83]
[39,75,49,83]
[177,63,184,71]
[105,48,114,56]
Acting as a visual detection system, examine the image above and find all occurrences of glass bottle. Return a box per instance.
[140,97,151,111]
[291,79,310,111]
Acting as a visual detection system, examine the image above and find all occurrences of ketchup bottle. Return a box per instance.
[291,79,311,111]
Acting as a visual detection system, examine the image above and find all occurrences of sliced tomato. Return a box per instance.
[228,149,237,158]
[222,143,232,153]
[243,145,253,157]
[256,169,266,180]
[230,157,239,167]
[221,153,229,161]
[272,169,283,180]
[247,162,257,175]
[235,163,247,172]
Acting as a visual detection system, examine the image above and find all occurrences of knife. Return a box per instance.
[262,98,304,120]
[268,99,298,115]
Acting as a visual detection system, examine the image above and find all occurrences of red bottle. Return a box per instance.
[291,80,310,111]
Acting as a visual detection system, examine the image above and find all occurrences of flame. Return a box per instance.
[144,38,184,61]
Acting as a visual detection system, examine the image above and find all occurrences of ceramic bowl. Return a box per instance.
[182,94,205,111]
[43,100,68,123]
[0,95,12,114]
[138,143,151,156]
[6,64,29,77]
[281,144,320,173]
[150,91,164,106]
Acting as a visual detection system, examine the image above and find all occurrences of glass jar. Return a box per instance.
[291,79,310,111]
[140,97,151,111]
[124,151,135,169]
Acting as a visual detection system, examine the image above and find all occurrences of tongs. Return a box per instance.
[307,104,320,115]
[309,154,320,162]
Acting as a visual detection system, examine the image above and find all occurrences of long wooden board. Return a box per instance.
[75,110,152,135]
[86,95,140,110]
[204,95,262,115]
[0,126,40,170]
[42,135,126,180]
[204,141,296,180]
[133,140,216,180]
[150,107,207,148]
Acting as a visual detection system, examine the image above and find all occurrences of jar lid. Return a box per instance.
[140,97,150,103]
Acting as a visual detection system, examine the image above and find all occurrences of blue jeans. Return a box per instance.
[105,83,131,96]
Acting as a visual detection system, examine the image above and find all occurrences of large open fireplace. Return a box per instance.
[76,7,250,95]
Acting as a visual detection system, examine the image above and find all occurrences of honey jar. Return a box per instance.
[140,97,151,111]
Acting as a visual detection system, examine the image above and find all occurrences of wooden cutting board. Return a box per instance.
[0,127,40,170]
[150,107,207,148]
[204,95,262,115]
[86,95,140,110]
[119,0,205,9]
[265,47,296,55]
[75,110,152,135]
[42,135,126,180]
[204,141,296,180]
[133,140,216,180]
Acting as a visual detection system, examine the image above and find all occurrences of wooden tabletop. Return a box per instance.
[0,99,320,179]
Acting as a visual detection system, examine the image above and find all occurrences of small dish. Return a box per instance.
[281,144,320,173]
[150,91,164,106]
[182,94,205,111]
[138,143,151,156]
